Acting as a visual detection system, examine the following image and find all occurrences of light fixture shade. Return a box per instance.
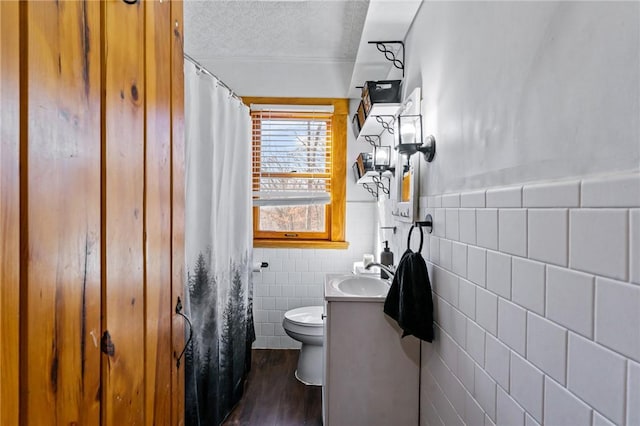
[394,114,423,156]
[373,145,391,170]
[394,113,436,162]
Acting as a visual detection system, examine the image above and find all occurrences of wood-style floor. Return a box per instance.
[222,349,323,426]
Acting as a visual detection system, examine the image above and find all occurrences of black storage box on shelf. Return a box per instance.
[361,80,402,115]
[356,101,367,131]
[352,162,361,183]
[351,113,361,138]
[356,152,374,178]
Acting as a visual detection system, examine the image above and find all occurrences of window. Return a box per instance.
[243,98,348,248]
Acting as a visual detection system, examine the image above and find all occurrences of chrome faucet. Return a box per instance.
[364,262,395,279]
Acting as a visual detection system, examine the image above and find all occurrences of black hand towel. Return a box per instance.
[383,248,434,342]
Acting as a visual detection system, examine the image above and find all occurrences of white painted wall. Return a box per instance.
[377,2,640,425]
[405,1,639,194]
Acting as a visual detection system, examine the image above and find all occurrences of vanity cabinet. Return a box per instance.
[323,299,420,425]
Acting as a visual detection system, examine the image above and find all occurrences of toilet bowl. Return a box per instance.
[282,305,324,386]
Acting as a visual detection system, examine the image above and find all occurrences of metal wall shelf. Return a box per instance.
[357,171,392,199]
[356,103,401,145]
[354,103,400,199]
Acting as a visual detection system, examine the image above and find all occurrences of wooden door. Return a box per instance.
[23,1,103,423]
[102,0,146,422]
[170,2,186,424]
[145,0,174,424]
[0,0,185,424]
[0,1,21,425]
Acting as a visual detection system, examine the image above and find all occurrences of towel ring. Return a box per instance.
[415,214,434,234]
[407,224,424,253]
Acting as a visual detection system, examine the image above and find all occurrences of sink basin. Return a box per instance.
[331,275,390,297]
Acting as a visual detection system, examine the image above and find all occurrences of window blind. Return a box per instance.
[251,106,333,206]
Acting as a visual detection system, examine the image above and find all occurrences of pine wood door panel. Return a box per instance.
[170,1,186,424]
[24,1,102,424]
[102,0,146,424]
[0,1,184,423]
[0,1,20,424]
[145,0,173,424]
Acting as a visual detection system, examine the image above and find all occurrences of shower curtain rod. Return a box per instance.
[184,53,244,104]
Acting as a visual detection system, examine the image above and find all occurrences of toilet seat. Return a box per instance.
[284,306,324,327]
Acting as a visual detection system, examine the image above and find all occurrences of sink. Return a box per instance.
[331,275,390,297]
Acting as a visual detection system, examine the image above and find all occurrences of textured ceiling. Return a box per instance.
[185,0,370,63]
[183,0,421,98]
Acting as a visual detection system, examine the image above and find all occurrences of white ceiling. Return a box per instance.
[185,0,369,62]
[184,0,369,97]
[183,0,422,98]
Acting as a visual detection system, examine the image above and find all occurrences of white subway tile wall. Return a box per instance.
[570,209,628,281]
[525,412,541,426]
[498,209,527,257]
[485,413,496,426]
[458,209,477,245]
[467,246,486,287]
[446,209,460,241]
[631,209,640,284]
[460,189,486,208]
[485,333,511,390]
[546,265,594,339]
[594,277,640,362]
[443,193,462,208]
[251,201,375,349]
[526,312,567,385]
[486,185,522,208]
[581,173,640,208]
[527,208,568,266]
[628,361,640,426]
[415,172,640,426]
[544,376,592,426]
[511,258,545,316]
[594,411,618,426]
[476,287,498,336]
[477,209,499,250]
[497,298,527,356]
[523,180,580,208]
[509,352,544,423]
[487,251,512,299]
[496,386,525,426]
[251,172,638,424]
[465,391,485,426]
[567,334,627,424]
[474,365,497,421]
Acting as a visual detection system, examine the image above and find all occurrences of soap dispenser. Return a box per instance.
[380,241,394,279]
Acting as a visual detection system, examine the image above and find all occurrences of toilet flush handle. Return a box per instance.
[321,314,327,319]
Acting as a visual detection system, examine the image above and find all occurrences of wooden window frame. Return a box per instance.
[243,97,349,249]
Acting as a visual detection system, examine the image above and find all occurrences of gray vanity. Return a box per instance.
[323,274,420,426]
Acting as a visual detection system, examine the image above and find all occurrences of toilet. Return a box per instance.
[282,305,324,386]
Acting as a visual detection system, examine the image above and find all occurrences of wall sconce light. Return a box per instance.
[373,145,391,171]
[394,113,436,162]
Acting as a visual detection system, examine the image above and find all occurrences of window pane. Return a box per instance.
[260,119,329,174]
[259,205,326,232]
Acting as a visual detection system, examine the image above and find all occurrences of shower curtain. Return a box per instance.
[184,61,255,426]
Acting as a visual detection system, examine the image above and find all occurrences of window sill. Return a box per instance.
[253,239,350,249]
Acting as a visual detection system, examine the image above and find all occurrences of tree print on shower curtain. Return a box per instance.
[185,252,253,425]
